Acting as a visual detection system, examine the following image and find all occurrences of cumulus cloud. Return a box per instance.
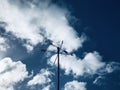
[0,35,9,59]
[93,62,120,85]
[27,68,53,89]
[94,61,120,76]
[0,57,28,90]
[0,0,85,52]
[0,36,9,52]
[1,0,119,90]
[0,0,44,51]
[104,62,120,73]
[42,85,51,90]
[49,51,105,76]
[64,80,86,90]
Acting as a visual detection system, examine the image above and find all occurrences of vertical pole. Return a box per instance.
[57,47,60,90]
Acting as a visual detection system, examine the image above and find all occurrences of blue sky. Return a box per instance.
[0,0,120,90]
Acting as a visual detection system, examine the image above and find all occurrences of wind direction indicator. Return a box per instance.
[41,40,73,90]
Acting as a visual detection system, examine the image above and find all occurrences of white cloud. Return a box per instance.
[49,51,105,76]
[104,62,120,73]
[27,69,52,87]
[93,62,120,85]
[0,36,9,52]
[1,0,119,90]
[83,52,105,74]
[0,0,44,51]
[0,0,85,52]
[94,61,120,76]
[0,57,28,90]
[0,36,9,60]
[64,80,86,90]
[42,85,51,90]
[93,76,105,85]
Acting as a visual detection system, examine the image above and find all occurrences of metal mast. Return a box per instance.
[41,40,72,90]
[57,47,60,90]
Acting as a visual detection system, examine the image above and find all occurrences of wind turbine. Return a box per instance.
[41,40,73,90]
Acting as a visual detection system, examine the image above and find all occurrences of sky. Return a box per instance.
[0,0,120,90]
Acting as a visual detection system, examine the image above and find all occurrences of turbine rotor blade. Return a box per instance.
[53,55,58,65]
[59,40,63,49]
[62,50,73,56]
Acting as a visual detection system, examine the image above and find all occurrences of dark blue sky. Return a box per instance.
[52,0,120,90]
[53,0,120,62]
[23,0,120,90]
[0,0,120,90]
